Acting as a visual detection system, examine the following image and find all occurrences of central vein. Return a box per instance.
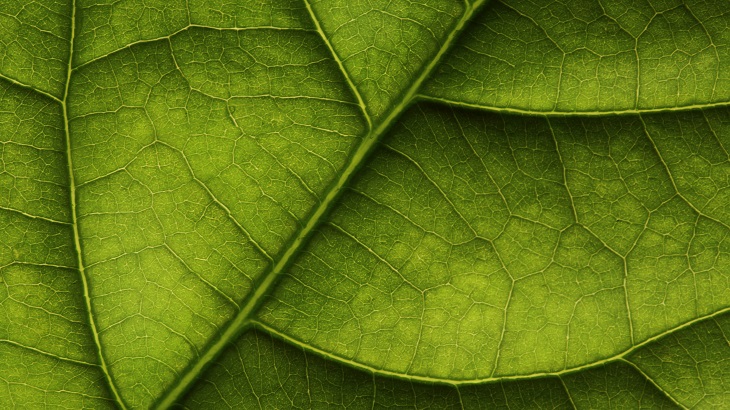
[155,1,487,407]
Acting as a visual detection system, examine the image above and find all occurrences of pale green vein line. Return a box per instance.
[417,95,730,116]
[347,188,459,245]
[153,2,489,407]
[183,0,191,25]
[714,318,730,345]
[370,373,377,410]
[0,261,75,271]
[634,36,641,110]
[165,44,314,230]
[0,139,64,153]
[223,104,319,201]
[235,346,260,409]
[0,339,97,367]
[455,385,465,410]
[490,280,514,378]
[0,381,114,402]
[547,118,635,346]
[450,108,517,376]
[0,11,67,41]
[619,358,688,409]
[371,0,489,142]
[0,205,71,225]
[554,54,567,111]
[251,307,730,386]
[499,383,509,407]
[84,244,160,270]
[328,221,419,291]
[0,73,62,103]
[382,143,481,238]
[174,87,360,108]
[303,349,313,406]
[684,4,720,102]
[74,141,155,188]
[228,94,359,106]
[61,1,126,408]
[161,244,240,310]
[6,293,87,325]
[558,377,578,410]
[73,25,316,70]
[156,139,274,263]
[700,110,730,160]
[639,115,730,232]
[546,118,578,224]
[303,0,372,131]
[451,106,511,216]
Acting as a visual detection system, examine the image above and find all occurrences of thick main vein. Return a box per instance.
[61,0,126,408]
[154,1,488,408]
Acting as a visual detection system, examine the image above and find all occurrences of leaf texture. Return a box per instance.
[0,0,729,408]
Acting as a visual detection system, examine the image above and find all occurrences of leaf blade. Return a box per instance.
[1,0,729,408]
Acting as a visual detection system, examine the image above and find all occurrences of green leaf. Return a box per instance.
[0,0,728,408]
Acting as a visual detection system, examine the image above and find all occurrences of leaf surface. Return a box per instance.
[0,0,729,408]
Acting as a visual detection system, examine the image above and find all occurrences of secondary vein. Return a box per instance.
[303,0,372,131]
[251,306,729,387]
[61,0,126,408]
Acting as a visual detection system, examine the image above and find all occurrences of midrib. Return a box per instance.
[61,0,127,408]
[154,1,488,407]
